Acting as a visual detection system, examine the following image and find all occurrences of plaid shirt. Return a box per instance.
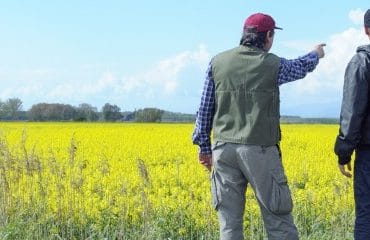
[192,51,319,154]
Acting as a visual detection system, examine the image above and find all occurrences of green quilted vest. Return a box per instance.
[212,45,281,145]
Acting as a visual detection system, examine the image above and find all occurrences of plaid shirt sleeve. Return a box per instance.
[192,51,319,154]
[278,51,319,85]
[192,62,215,154]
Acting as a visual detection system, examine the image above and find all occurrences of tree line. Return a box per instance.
[0,98,171,122]
[1,98,337,123]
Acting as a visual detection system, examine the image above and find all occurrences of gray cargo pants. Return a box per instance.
[211,142,299,240]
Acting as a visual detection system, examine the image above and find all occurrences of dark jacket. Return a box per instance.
[334,44,370,164]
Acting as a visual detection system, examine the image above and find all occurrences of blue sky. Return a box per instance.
[0,1,369,117]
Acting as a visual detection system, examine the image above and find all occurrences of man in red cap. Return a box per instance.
[334,9,370,240]
[193,12,325,239]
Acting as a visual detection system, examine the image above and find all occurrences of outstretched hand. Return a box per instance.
[313,43,326,58]
[199,153,212,171]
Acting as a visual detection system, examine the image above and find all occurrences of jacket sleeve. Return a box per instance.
[334,53,369,164]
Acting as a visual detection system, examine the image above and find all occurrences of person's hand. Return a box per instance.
[199,153,212,171]
[313,43,326,58]
[338,162,352,178]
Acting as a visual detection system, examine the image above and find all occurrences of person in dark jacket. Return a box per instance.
[334,9,370,240]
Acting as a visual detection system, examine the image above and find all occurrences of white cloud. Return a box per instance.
[25,68,54,76]
[280,40,314,53]
[119,44,210,96]
[32,45,210,107]
[47,71,118,99]
[349,8,365,25]
[292,27,367,95]
[86,71,117,94]
[279,9,369,116]
[1,85,42,99]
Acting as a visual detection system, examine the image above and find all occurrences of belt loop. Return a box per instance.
[261,146,266,153]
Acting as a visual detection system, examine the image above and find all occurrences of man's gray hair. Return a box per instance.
[239,27,270,49]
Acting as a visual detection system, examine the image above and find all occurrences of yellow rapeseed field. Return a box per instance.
[0,123,354,239]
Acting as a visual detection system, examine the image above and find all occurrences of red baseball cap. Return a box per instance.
[244,13,282,32]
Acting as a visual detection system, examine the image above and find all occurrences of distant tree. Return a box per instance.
[75,103,99,121]
[1,98,23,120]
[0,99,5,119]
[56,104,75,120]
[121,111,136,121]
[28,103,75,121]
[135,108,164,122]
[102,103,122,121]
[28,103,44,121]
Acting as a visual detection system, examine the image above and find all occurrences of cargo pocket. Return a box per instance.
[269,169,293,214]
[211,170,221,210]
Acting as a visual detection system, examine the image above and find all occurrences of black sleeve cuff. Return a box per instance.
[338,155,351,165]
[334,135,355,164]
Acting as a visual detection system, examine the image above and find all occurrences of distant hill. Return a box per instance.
[161,111,195,122]
[158,112,339,124]
[280,115,338,124]
[155,111,339,124]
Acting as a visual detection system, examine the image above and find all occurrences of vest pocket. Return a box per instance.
[269,169,293,214]
[212,141,227,151]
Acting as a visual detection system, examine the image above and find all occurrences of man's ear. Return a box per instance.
[267,30,274,38]
[265,30,274,44]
